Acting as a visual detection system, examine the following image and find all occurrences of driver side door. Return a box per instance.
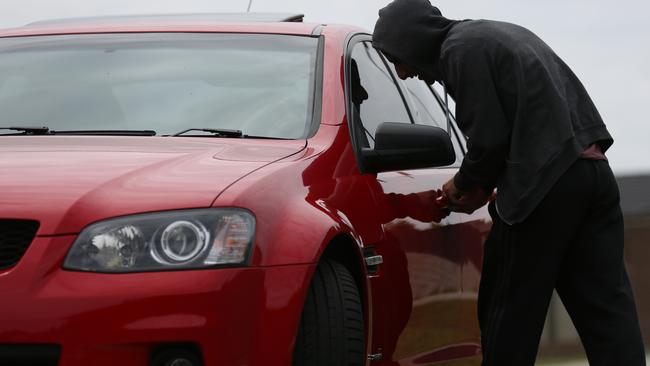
[345,35,489,365]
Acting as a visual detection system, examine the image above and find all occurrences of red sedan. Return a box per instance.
[0,13,491,366]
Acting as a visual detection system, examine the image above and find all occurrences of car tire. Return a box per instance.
[292,259,365,366]
[150,347,203,366]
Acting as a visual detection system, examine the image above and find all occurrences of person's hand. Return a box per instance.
[388,189,450,223]
[409,189,450,222]
[442,178,489,214]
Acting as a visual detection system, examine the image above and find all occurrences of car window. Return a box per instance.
[424,83,466,166]
[0,33,319,139]
[390,74,465,167]
[432,82,455,115]
[430,84,468,154]
[389,71,447,130]
[349,42,411,149]
[447,122,465,167]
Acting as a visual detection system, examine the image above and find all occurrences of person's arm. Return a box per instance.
[441,42,511,194]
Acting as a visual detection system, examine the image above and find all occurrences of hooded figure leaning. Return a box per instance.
[373,0,646,365]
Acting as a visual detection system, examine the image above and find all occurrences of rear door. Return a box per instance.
[345,35,489,365]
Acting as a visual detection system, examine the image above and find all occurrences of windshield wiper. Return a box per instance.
[0,127,157,136]
[50,130,157,136]
[172,128,244,137]
[0,126,50,135]
[170,128,290,140]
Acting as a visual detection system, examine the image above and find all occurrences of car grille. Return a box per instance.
[0,219,39,269]
[0,344,60,366]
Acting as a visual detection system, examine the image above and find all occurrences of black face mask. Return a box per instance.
[372,0,458,82]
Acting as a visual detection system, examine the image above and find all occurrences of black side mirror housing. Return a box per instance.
[361,122,455,173]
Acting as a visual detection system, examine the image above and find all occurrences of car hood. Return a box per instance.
[0,136,305,235]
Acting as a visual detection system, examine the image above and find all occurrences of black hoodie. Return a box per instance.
[373,0,613,224]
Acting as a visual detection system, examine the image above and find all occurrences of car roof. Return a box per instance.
[0,13,362,38]
[26,13,307,26]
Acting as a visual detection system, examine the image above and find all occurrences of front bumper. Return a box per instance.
[0,235,314,366]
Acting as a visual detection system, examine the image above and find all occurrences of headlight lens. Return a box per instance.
[155,220,209,264]
[63,209,255,273]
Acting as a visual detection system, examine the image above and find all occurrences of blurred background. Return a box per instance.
[1,0,648,364]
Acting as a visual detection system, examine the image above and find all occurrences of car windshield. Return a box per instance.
[0,33,320,138]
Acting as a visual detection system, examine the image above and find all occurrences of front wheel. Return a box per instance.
[292,259,365,366]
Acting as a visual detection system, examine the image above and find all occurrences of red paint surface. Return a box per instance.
[0,20,490,365]
[0,237,314,365]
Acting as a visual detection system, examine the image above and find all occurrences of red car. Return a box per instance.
[0,13,491,366]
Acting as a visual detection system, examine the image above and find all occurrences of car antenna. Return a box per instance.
[247,0,253,12]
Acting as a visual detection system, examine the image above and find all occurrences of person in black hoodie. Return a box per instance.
[373,0,646,365]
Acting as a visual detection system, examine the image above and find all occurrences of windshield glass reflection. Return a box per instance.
[0,33,318,139]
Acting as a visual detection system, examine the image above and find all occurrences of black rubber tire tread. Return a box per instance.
[150,347,203,366]
[292,259,365,366]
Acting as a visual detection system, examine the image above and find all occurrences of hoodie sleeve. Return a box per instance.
[441,41,510,194]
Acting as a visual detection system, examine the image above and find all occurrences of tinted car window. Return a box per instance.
[448,123,465,166]
[430,85,468,158]
[449,116,468,153]
[390,72,447,130]
[374,56,464,167]
[0,33,319,138]
[349,42,411,149]
[392,76,464,167]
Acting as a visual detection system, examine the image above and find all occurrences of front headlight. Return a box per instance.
[63,209,255,273]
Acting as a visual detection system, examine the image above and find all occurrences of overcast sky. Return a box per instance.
[1,0,648,174]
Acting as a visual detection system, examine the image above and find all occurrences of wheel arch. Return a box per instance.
[294,230,373,362]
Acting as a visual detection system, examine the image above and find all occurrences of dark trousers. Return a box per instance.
[479,159,646,366]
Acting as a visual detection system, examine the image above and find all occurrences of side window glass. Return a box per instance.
[436,85,468,153]
[390,73,448,130]
[349,42,411,149]
[432,82,455,116]
[429,83,466,166]
[399,77,465,167]
[448,122,465,167]
[449,117,468,152]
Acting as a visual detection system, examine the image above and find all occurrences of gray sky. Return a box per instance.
[1,0,648,174]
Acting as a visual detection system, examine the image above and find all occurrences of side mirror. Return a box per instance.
[361,122,455,173]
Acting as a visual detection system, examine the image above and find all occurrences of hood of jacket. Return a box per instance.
[372,0,459,82]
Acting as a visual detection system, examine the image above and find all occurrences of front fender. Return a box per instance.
[228,168,377,266]
[212,159,382,364]
[214,135,384,267]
